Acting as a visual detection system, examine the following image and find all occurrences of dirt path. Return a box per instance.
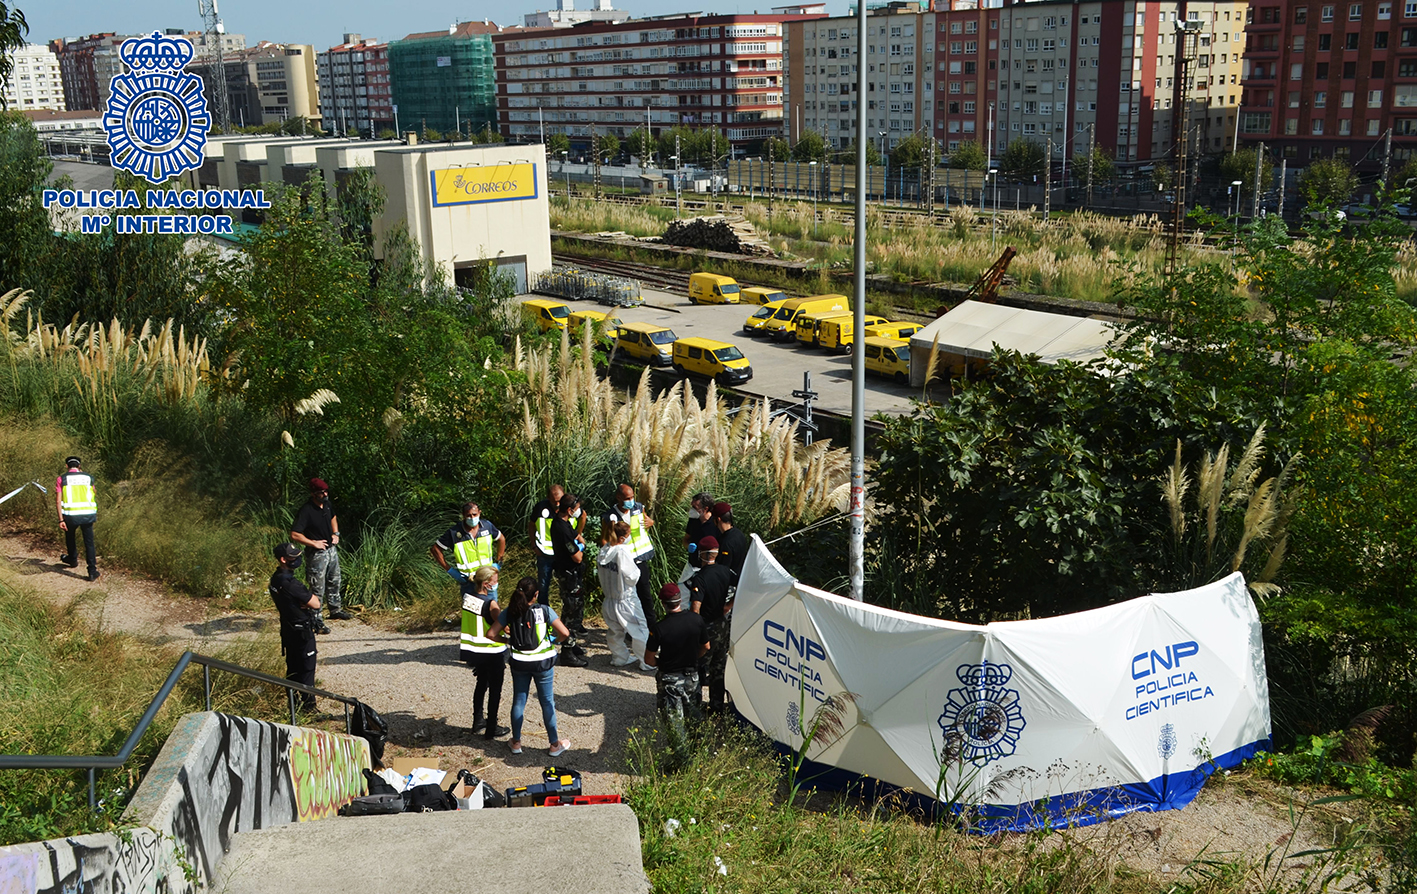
[2,530,1342,875]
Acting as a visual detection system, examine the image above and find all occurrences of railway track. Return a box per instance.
[552,252,937,324]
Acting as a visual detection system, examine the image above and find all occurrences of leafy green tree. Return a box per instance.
[377,128,397,141]
[948,140,987,171]
[625,128,653,165]
[762,136,792,162]
[888,133,929,170]
[423,126,443,142]
[0,112,52,293]
[546,132,570,157]
[999,138,1045,180]
[596,132,621,163]
[1073,146,1115,185]
[1298,157,1358,209]
[791,130,830,162]
[1151,163,1174,191]
[1219,148,1274,198]
[0,3,27,107]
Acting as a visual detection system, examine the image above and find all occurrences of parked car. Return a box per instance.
[672,336,753,385]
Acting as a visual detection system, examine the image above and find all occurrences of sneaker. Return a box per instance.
[549,740,572,758]
[328,609,353,621]
[609,657,636,667]
[315,622,332,635]
[638,661,654,672]
[59,553,77,568]
[509,741,523,755]
[484,725,511,740]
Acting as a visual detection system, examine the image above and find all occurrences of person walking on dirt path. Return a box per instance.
[487,576,574,758]
[686,536,736,715]
[598,520,650,670]
[290,478,346,633]
[55,456,99,582]
[269,543,320,712]
[529,483,565,605]
[601,482,657,634]
[644,581,709,738]
[462,565,511,739]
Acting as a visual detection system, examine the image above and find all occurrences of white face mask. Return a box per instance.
[688,509,701,520]
[572,507,582,518]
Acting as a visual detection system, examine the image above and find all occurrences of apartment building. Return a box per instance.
[1239,0,1417,167]
[50,30,246,113]
[494,12,827,150]
[214,43,321,127]
[318,35,394,137]
[389,22,500,136]
[786,0,1244,170]
[3,44,66,111]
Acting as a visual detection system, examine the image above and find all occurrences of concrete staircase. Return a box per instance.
[214,805,649,894]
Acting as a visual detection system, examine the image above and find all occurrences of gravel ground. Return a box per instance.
[4,528,1343,875]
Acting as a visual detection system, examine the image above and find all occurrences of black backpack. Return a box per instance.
[350,700,389,764]
[338,792,403,817]
[403,782,457,812]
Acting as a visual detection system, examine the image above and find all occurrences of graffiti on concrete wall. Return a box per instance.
[11,712,369,894]
[289,727,368,822]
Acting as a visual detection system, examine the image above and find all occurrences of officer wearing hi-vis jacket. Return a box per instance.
[55,456,99,582]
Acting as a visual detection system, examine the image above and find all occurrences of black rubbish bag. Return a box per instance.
[350,699,389,765]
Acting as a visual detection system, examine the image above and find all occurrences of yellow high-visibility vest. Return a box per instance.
[60,473,97,516]
[460,593,507,657]
[451,527,495,573]
[535,510,554,556]
[624,506,653,558]
[508,605,557,667]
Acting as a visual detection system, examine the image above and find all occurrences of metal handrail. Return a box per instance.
[0,651,360,810]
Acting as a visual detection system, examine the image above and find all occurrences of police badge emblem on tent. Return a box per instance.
[103,32,211,184]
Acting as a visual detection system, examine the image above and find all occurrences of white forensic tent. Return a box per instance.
[907,300,1118,387]
[727,537,1271,831]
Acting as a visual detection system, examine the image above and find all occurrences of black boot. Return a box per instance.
[472,715,486,733]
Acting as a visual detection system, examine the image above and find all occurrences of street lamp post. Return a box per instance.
[878,131,888,208]
[809,159,819,237]
[989,167,1000,251]
[1230,179,1243,263]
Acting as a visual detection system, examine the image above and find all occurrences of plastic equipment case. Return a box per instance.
[506,767,583,807]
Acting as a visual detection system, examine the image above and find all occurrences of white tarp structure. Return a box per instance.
[727,536,1271,831]
[908,300,1118,386]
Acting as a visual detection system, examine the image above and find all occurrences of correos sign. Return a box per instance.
[430,164,539,207]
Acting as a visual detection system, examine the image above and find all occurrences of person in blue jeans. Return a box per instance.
[486,576,573,758]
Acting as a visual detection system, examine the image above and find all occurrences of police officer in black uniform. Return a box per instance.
[270,543,321,712]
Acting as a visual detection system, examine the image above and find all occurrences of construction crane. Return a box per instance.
[963,246,1017,304]
[198,0,232,133]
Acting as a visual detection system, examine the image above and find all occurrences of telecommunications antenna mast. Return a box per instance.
[198,0,232,133]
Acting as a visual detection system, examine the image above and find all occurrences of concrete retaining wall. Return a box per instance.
[0,712,370,893]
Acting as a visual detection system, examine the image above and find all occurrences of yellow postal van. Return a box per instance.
[864,336,911,383]
[794,309,854,347]
[672,337,753,385]
[742,299,787,336]
[614,321,677,366]
[760,294,849,341]
[818,314,888,353]
[741,286,787,306]
[865,321,921,341]
[521,298,570,332]
[688,273,742,304]
[568,309,622,348]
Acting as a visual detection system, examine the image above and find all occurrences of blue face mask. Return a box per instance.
[286,556,303,571]
[465,515,480,528]
[622,499,634,510]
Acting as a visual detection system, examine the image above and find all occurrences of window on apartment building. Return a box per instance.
[964,100,975,112]
[1408,0,1417,15]
[1313,118,1326,133]
[1369,117,1382,132]
[1404,26,1417,43]
[1286,117,1300,133]
[950,81,962,93]
[1381,2,1394,18]
[1295,6,1309,22]
[1375,60,1387,76]
[1347,32,1361,49]
[1370,88,1385,105]
[1342,90,1355,106]
[1344,60,1358,75]
[1026,38,1039,51]
[1319,33,1333,50]
[1293,63,1304,78]
[1290,90,1302,107]
[1401,59,1417,74]
[964,61,977,74]
[966,40,977,53]
[966,21,978,33]
[951,41,962,53]
[951,22,962,34]
[1322,5,1335,20]
[1317,61,1331,76]
[1316,90,1328,105]
[1292,36,1305,52]
[1376,31,1391,48]
[1338,117,1352,133]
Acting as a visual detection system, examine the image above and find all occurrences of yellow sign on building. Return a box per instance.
[430,163,539,207]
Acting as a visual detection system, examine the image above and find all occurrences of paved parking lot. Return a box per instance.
[541,287,925,418]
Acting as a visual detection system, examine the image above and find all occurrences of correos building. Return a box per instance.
[373,142,550,293]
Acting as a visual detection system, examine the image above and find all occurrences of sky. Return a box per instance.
[27,0,850,52]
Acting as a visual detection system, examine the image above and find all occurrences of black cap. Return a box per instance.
[273,542,301,562]
[64,456,82,468]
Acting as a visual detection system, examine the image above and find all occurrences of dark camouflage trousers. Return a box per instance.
[704,618,731,712]
[656,668,701,721]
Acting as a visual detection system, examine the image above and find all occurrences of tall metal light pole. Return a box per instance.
[989,168,999,250]
[849,0,868,602]
[809,159,819,236]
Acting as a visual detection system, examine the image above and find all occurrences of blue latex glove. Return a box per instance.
[687,542,698,554]
[493,562,501,570]
[446,566,468,583]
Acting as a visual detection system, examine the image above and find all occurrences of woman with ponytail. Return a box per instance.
[487,576,574,757]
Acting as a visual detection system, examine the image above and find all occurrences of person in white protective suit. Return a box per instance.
[598,520,651,670]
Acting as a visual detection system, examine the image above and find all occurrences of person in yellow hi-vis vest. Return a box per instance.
[55,456,99,582]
